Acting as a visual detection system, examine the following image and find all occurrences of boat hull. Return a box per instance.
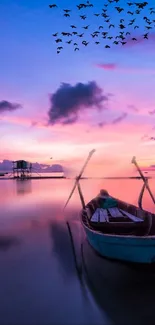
[83,222,155,264]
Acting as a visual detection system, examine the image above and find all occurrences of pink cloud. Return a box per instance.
[96,63,117,70]
[125,33,155,48]
[96,63,155,74]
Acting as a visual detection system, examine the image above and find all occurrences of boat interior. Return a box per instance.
[82,189,155,237]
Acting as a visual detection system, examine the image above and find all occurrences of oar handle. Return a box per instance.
[132,156,155,205]
[63,149,96,210]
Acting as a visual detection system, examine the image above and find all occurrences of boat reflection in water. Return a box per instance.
[50,219,155,325]
[82,238,155,325]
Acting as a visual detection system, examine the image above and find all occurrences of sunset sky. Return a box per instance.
[0,0,155,176]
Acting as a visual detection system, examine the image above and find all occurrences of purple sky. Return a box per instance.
[0,0,155,175]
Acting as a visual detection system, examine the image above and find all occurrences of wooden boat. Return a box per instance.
[81,189,155,264]
[64,150,155,264]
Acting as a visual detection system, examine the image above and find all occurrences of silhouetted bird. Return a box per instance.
[63,9,71,13]
[119,24,125,29]
[55,38,62,43]
[49,4,57,8]
[80,15,86,20]
[82,41,89,46]
[64,13,70,17]
[115,7,124,13]
[143,32,148,39]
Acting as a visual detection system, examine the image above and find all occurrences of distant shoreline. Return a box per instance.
[0,176,153,180]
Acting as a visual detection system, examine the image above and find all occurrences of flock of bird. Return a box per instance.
[49,1,155,53]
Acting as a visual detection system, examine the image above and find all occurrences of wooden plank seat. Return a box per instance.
[90,207,140,223]
[119,209,143,222]
[108,207,124,218]
[90,208,109,223]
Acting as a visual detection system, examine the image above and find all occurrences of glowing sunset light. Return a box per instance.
[0,0,154,176]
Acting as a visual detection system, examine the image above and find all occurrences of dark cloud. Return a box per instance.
[31,121,38,127]
[48,81,109,125]
[112,112,127,124]
[150,137,155,141]
[98,121,106,128]
[148,109,155,115]
[140,134,149,141]
[0,100,22,113]
[127,105,139,112]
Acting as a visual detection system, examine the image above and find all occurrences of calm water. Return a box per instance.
[0,178,155,325]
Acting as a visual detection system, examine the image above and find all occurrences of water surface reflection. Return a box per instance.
[0,178,155,325]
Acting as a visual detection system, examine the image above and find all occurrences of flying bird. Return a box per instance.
[63,9,71,13]
[143,32,148,38]
[78,33,84,37]
[80,15,86,20]
[64,13,70,17]
[49,4,57,8]
[55,38,62,43]
[50,0,151,53]
[115,7,124,13]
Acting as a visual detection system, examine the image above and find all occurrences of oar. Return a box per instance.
[131,156,155,205]
[63,149,96,210]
